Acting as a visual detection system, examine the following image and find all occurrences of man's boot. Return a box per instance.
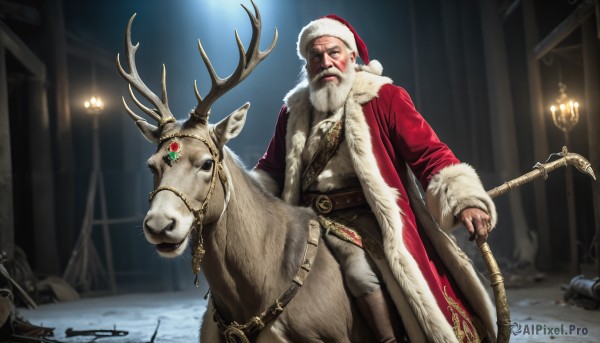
[355,288,401,343]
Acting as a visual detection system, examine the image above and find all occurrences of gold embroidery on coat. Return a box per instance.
[317,215,363,247]
[443,286,482,343]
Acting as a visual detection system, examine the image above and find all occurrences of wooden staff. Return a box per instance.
[481,146,596,342]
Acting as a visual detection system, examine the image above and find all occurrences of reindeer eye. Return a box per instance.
[201,159,214,171]
[148,164,158,175]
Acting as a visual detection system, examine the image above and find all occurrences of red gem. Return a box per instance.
[170,141,180,151]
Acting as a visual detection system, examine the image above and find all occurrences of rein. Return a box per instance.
[149,132,227,281]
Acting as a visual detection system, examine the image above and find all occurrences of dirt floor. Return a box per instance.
[15,272,600,343]
[18,290,206,343]
[506,273,599,343]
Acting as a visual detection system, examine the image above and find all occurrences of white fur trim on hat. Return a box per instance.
[297,17,357,60]
[357,59,383,76]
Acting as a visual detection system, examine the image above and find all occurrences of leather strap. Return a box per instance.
[212,219,321,342]
[303,188,367,214]
[301,112,345,192]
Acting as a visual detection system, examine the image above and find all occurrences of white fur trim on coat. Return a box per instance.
[408,171,497,340]
[344,86,459,342]
[280,70,497,342]
[425,163,498,233]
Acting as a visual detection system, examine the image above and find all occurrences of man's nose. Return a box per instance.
[320,53,333,69]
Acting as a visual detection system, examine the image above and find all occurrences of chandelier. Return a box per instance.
[84,96,104,114]
[549,82,579,133]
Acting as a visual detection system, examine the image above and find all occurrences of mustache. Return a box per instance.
[311,68,344,82]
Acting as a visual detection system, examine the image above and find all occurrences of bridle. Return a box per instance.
[147,131,322,343]
[148,131,228,282]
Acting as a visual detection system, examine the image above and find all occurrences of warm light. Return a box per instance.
[84,96,104,114]
[549,82,579,133]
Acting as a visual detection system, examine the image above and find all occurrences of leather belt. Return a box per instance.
[303,188,367,214]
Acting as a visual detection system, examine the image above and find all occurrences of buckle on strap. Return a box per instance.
[314,194,333,214]
[303,188,367,214]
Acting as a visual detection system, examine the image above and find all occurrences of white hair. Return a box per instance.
[305,54,357,113]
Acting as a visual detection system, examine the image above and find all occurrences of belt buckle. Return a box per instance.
[315,194,333,214]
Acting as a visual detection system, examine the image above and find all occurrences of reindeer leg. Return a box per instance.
[256,321,293,343]
[199,301,222,343]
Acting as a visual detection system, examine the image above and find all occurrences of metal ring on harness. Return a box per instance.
[223,326,250,343]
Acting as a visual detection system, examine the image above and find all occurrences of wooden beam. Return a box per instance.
[0,45,14,259]
[582,18,600,277]
[596,1,600,39]
[0,20,45,78]
[534,1,596,60]
[522,0,553,269]
[479,0,542,269]
[42,0,76,269]
[28,78,60,275]
[66,43,115,71]
[502,0,522,21]
[0,1,40,25]
[92,217,143,226]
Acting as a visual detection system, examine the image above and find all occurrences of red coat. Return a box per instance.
[254,70,498,342]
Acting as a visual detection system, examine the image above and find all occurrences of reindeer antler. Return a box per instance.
[192,0,278,124]
[116,13,176,128]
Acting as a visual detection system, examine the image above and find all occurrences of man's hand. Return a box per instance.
[458,207,491,243]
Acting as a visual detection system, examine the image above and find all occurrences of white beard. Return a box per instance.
[307,63,356,113]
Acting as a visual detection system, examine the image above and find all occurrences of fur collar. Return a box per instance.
[280,71,392,205]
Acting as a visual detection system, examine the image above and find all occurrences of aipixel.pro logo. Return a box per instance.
[510,322,589,336]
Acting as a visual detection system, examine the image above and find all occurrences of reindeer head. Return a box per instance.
[115,1,277,267]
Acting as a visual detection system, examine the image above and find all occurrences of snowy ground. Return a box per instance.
[17,273,600,343]
[19,290,207,343]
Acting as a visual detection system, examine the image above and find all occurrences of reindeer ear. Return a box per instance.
[136,121,160,144]
[213,103,249,149]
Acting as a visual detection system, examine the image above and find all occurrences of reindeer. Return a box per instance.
[116,1,374,342]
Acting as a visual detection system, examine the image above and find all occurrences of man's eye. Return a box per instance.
[201,160,214,171]
[148,165,158,174]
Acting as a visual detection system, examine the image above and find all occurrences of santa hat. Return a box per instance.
[297,14,383,75]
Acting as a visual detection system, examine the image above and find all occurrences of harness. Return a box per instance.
[148,131,320,343]
[149,132,228,279]
[212,219,320,343]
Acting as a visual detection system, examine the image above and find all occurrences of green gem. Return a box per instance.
[168,151,179,163]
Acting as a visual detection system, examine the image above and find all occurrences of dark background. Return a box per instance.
[1,0,599,294]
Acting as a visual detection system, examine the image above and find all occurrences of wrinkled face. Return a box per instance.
[306,36,356,86]
[143,126,224,258]
[305,36,357,113]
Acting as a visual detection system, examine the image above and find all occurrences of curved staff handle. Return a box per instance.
[480,146,596,343]
[487,146,595,199]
